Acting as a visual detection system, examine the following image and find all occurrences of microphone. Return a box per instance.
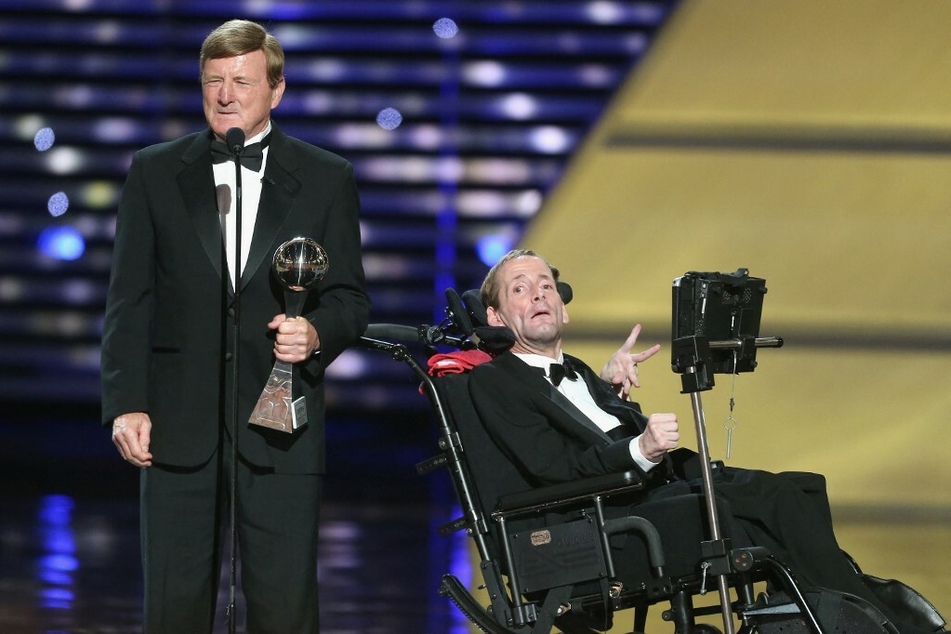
[225,127,245,156]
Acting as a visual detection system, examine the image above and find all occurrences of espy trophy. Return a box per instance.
[248,237,329,433]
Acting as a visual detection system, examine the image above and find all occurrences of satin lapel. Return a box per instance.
[572,357,650,431]
[496,353,614,442]
[178,134,225,286]
[241,129,301,291]
[575,359,676,474]
[547,386,616,441]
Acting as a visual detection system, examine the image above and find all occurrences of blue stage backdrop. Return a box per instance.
[0,0,679,413]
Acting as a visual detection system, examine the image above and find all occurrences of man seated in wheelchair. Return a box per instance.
[466,248,945,634]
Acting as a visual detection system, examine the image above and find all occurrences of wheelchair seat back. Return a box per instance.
[430,371,521,559]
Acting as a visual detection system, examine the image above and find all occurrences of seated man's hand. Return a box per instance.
[600,324,661,399]
[638,413,679,463]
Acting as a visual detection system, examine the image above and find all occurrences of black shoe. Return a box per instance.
[861,574,947,633]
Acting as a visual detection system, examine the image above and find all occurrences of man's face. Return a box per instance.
[486,255,568,358]
[201,50,284,141]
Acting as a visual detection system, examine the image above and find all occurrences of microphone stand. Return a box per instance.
[225,127,245,634]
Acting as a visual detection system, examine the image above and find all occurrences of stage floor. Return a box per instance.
[0,410,473,634]
[1,413,947,633]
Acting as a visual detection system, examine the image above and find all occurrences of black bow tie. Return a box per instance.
[548,359,578,386]
[210,134,271,172]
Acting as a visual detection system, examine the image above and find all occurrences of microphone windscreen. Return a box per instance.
[225,127,245,154]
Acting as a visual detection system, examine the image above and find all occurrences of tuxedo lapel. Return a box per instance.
[571,356,674,474]
[496,353,620,442]
[547,384,616,440]
[571,356,649,433]
[178,134,226,286]
[176,126,302,294]
[241,127,301,291]
[495,352,670,475]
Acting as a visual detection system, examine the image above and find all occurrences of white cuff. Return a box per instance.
[629,434,662,473]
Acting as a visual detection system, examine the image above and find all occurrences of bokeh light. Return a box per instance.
[376,107,403,131]
[34,127,56,151]
[48,192,70,217]
[79,181,119,209]
[529,126,572,154]
[44,147,84,175]
[463,61,506,87]
[92,117,137,143]
[586,1,624,24]
[433,18,459,39]
[37,226,85,261]
[476,234,515,267]
[498,93,538,120]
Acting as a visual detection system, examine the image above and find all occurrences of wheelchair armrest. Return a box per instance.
[493,471,644,519]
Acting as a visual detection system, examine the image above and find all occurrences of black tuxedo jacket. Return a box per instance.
[467,351,664,494]
[101,125,370,472]
[466,350,860,593]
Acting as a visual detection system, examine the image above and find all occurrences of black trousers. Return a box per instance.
[613,467,924,632]
[140,437,322,633]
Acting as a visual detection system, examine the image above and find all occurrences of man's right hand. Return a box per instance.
[600,324,662,400]
[112,412,153,468]
[638,413,679,463]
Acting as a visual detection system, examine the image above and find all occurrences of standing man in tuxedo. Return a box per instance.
[467,248,944,634]
[101,19,370,633]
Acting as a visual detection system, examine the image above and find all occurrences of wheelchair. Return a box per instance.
[359,275,944,634]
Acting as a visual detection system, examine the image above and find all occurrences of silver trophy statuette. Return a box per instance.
[249,237,329,433]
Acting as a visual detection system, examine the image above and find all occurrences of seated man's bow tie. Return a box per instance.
[210,134,271,172]
[548,359,579,386]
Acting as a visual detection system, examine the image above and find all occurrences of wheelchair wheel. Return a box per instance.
[439,574,515,634]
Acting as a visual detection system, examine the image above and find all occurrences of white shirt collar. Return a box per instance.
[246,121,272,146]
[512,351,565,372]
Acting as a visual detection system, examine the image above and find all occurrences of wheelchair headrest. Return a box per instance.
[460,289,488,330]
[556,281,573,306]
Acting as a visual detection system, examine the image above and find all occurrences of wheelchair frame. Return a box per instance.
[359,289,827,634]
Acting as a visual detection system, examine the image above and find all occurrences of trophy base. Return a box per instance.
[248,361,308,434]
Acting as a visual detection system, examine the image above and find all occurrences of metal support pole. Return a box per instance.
[688,383,735,634]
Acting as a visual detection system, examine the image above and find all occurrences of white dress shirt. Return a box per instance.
[213,122,271,289]
[513,351,660,473]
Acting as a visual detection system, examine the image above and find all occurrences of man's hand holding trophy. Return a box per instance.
[249,237,329,433]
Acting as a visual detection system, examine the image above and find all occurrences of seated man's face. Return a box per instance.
[486,255,569,358]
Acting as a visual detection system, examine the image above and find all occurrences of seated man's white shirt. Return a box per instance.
[513,352,660,473]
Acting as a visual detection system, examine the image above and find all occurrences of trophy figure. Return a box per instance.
[249,237,329,433]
